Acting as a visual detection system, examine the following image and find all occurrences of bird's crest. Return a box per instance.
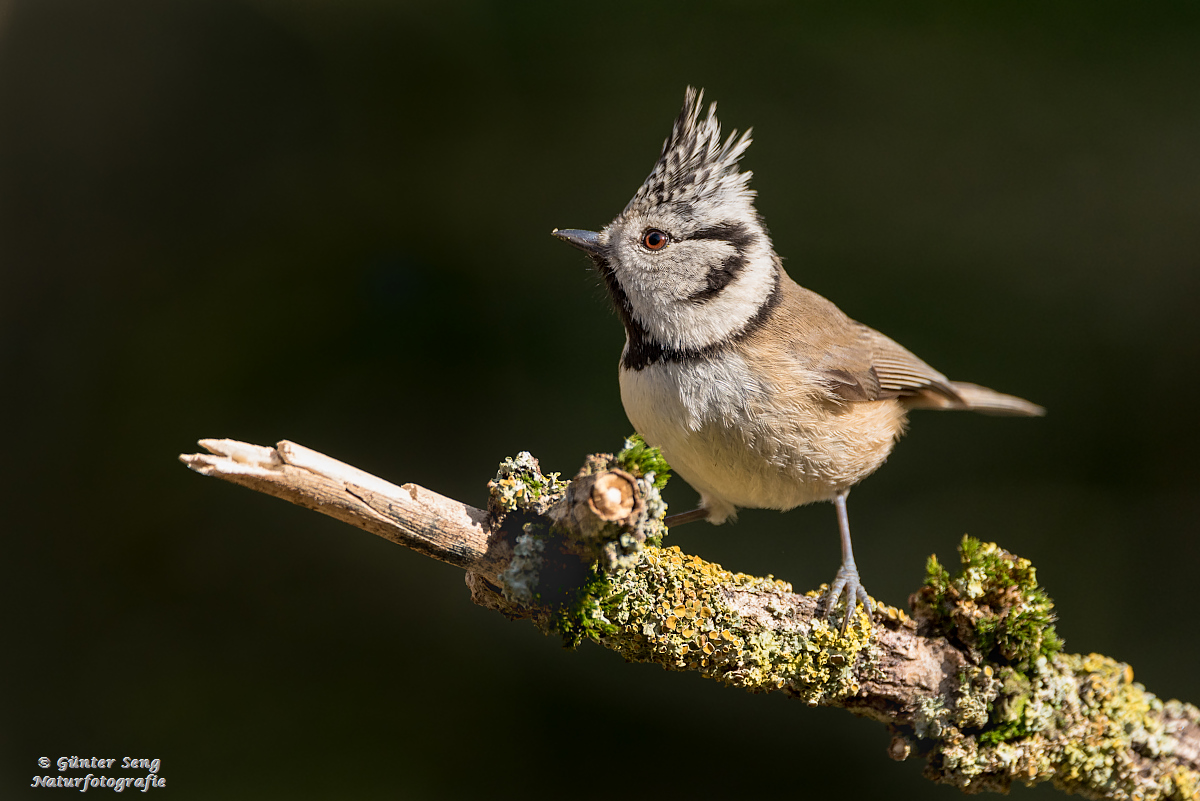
[624,87,755,216]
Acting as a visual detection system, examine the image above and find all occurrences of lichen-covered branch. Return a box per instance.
[180,438,1200,800]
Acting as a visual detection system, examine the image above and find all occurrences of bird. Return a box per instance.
[552,88,1044,633]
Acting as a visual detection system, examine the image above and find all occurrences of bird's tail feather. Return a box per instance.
[908,381,1046,417]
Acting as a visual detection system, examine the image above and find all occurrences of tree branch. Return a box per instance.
[180,438,506,579]
[180,438,1199,800]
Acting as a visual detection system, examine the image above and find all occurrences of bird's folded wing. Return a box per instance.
[820,324,962,404]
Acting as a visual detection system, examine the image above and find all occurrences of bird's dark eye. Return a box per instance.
[642,229,669,251]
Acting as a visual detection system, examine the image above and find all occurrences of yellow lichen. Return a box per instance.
[595,545,871,703]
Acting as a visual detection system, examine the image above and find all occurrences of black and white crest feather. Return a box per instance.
[624,87,755,216]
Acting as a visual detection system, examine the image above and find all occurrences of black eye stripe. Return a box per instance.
[685,222,756,251]
[678,221,759,303]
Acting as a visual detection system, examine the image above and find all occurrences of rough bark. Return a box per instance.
[180,438,1200,800]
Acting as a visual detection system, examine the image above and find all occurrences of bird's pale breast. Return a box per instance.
[619,347,908,523]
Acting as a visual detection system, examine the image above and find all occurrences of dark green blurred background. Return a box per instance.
[3,1,1199,798]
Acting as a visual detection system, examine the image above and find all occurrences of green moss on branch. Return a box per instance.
[917,535,1062,673]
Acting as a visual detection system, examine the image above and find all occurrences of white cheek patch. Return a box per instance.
[622,243,776,351]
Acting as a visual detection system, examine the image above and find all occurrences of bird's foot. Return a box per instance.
[823,564,874,636]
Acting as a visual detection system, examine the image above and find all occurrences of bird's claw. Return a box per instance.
[823,564,873,635]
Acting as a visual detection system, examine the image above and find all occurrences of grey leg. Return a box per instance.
[664,508,709,528]
[824,491,874,635]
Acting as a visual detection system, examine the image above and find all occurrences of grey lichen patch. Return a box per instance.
[916,535,1062,673]
[1047,653,1199,800]
[909,668,997,742]
[915,696,953,740]
[954,665,1001,730]
[588,546,871,703]
[488,451,568,517]
[488,452,569,607]
[498,527,546,606]
[920,651,1200,799]
[633,472,667,545]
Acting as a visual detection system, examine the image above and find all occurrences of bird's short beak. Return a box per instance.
[551,228,604,256]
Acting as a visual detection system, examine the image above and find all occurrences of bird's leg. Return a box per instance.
[824,491,874,635]
[665,508,709,528]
